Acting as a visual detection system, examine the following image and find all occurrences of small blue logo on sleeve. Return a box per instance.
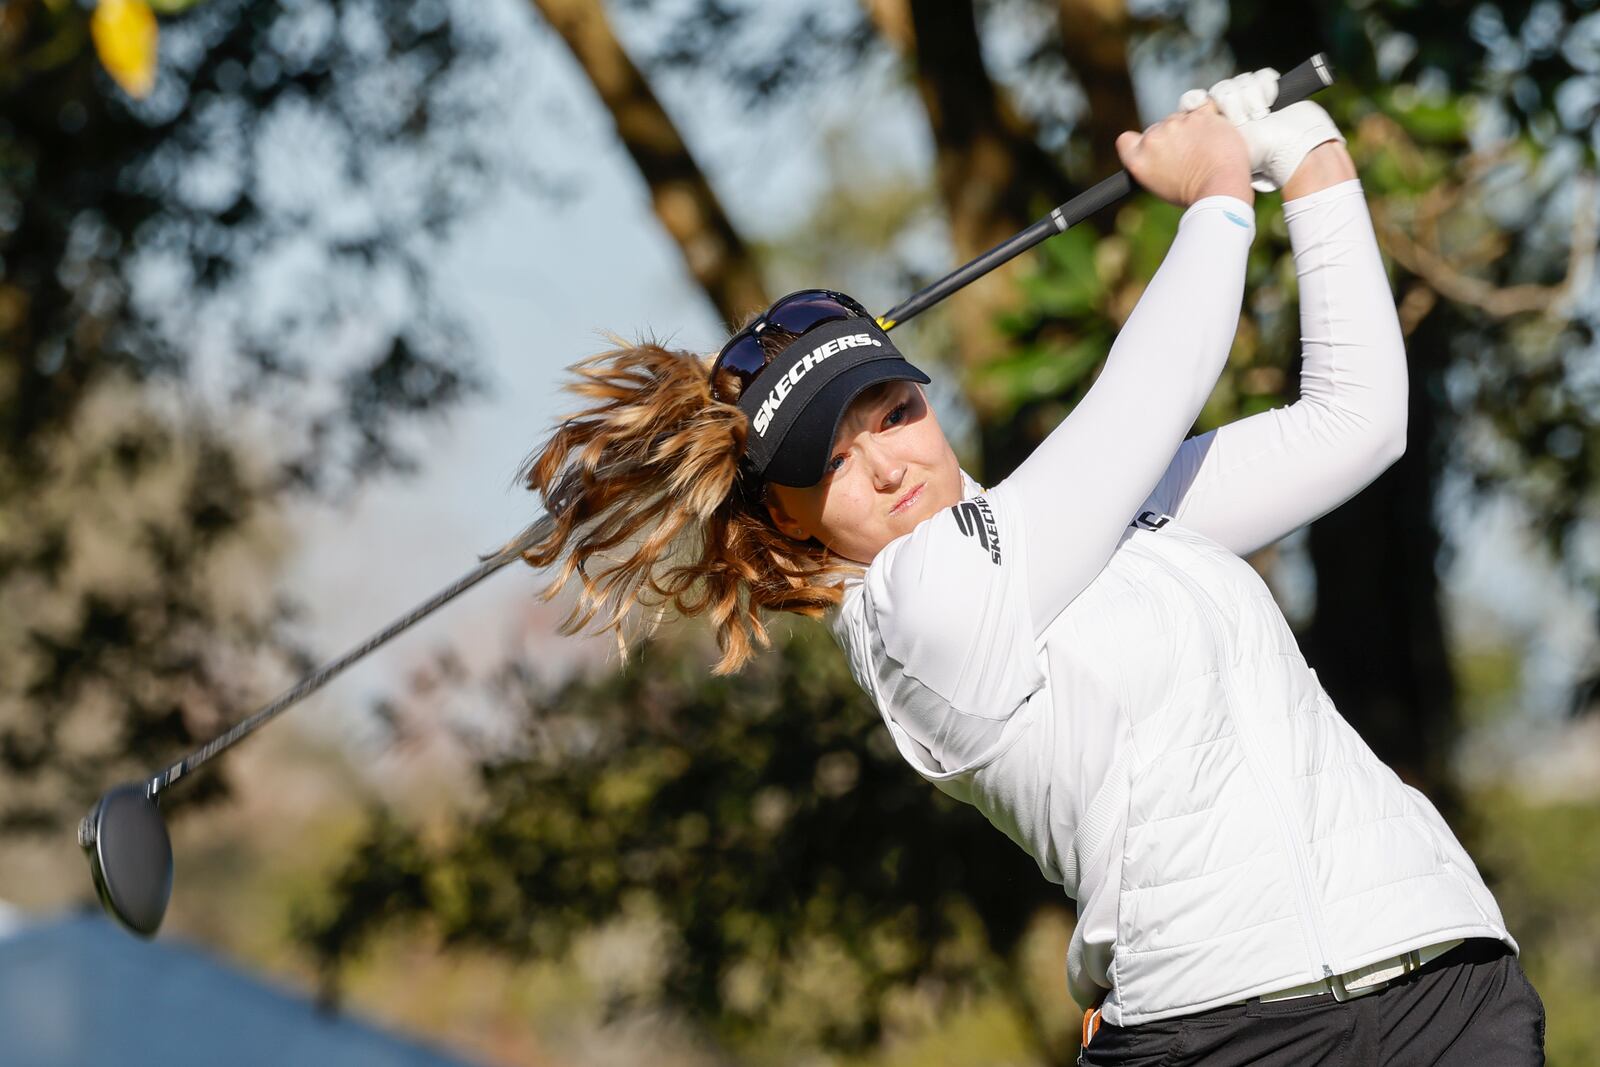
[1224,211,1250,228]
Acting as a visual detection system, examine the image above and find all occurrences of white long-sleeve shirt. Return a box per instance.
[847,180,1407,774]
[830,180,1511,1021]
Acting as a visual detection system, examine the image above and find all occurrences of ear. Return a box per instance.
[764,484,810,542]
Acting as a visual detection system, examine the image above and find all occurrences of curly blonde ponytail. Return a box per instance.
[513,335,856,674]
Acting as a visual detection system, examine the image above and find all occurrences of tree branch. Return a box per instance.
[1361,115,1598,324]
[529,0,769,330]
[1053,0,1142,166]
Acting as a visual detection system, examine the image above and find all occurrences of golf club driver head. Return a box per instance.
[78,783,172,938]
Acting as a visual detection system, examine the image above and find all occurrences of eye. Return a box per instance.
[883,402,909,428]
[826,453,847,474]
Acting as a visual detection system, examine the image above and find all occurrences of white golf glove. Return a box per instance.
[1178,68,1344,192]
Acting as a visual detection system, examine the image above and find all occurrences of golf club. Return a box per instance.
[79,53,1336,939]
[874,53,1335,330]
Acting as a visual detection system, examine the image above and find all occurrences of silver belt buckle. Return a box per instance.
[1255,942,1460,1007]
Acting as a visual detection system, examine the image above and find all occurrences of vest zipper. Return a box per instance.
[1158,551,1341,989]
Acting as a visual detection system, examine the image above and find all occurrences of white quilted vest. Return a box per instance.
[888,518,1511,1025]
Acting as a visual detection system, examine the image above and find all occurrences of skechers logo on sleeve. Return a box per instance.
[950,497,1002,565]
[752,332,883,436]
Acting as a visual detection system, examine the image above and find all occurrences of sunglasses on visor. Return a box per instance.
[709,289,874,404]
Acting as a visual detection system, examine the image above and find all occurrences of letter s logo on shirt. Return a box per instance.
[950,498,1002,565]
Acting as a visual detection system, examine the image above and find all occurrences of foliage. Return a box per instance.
[980,194,1301,437]
[1466,786,1600,1067]
[296,624,1066,1054]
[0,0,511,832]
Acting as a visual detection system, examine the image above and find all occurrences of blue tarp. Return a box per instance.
[0,910,486,1067]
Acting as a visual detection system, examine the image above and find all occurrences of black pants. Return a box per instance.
[1078,939,1545,1066]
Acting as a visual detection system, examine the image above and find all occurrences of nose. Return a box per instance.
[856,433,904,492]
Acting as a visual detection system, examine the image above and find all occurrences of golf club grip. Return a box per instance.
[1275,53,1337,112]
[877,52,1335,331]
[1044,54,1334,235]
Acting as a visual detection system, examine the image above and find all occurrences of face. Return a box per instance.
[765,380,963,564]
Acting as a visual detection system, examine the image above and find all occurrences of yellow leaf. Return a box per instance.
[91,0,160,99]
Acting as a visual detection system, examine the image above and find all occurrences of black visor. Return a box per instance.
[736,317,930,487]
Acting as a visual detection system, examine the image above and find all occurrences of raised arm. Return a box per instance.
[1140,142,1408,556]
[995,106,1257,633]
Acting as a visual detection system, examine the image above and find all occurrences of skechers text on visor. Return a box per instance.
[735,317,930,488]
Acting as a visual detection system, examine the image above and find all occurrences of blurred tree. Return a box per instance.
[298,625,1073,1060]
[1,0,512,831]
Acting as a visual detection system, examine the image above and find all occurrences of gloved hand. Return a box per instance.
[1178,68,1344,192]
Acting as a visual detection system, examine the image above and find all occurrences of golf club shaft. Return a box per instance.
[875,53,1335,332]
[145,517,554,798]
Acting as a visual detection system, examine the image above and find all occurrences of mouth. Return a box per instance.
[889,482,925,517]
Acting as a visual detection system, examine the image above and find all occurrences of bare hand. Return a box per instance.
[1115,104,1254,208]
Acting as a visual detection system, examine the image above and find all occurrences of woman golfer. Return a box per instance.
[519,72,1544,1065]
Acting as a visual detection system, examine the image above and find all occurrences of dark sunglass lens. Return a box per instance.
[716,334,771,379]
[710,334,772,401]
[765,292,858,335]
[711,291,871,402]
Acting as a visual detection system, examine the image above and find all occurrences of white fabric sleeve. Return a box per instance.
[856,488,1044,777]
[1140,179,1408,555]
[995,195,1257,632]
